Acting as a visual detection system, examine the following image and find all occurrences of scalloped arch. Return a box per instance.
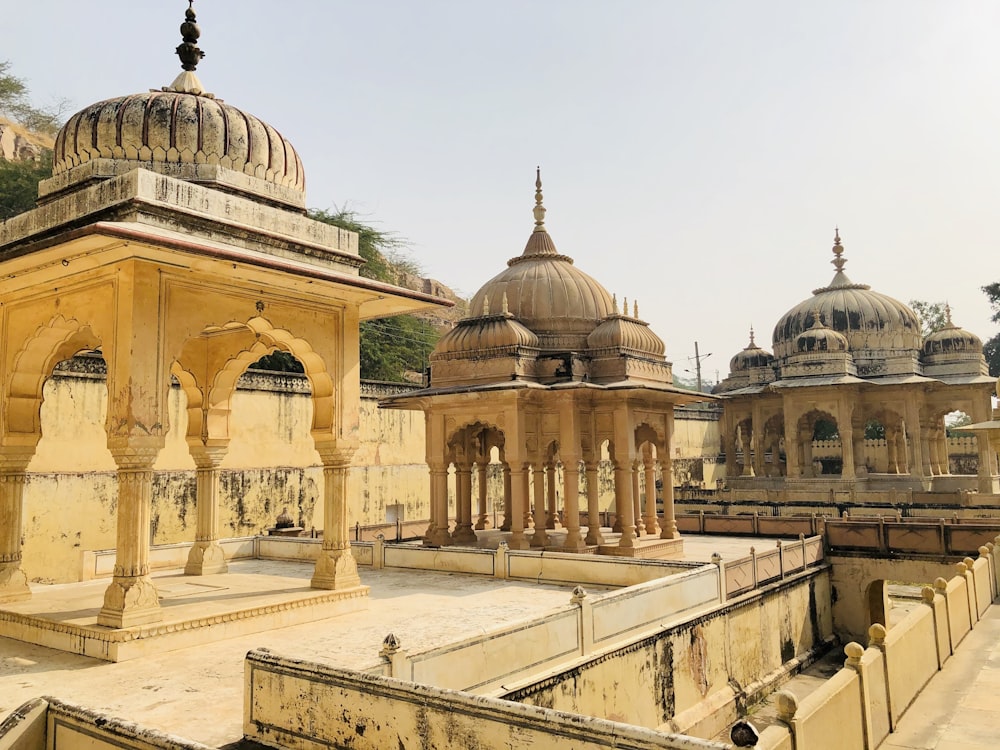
[5,316,103,439]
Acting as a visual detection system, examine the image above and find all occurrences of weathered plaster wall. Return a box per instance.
[20,371,430,583]
[19,367,724,583]
[503,571,833,737]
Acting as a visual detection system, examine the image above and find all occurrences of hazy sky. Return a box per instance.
[5,1,998,385]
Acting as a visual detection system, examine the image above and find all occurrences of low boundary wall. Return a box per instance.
[0,697,215,750]
[756,541,999,750]
[243,650,735,750]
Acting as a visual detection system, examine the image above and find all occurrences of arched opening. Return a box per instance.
[944,410,976,476]
[798,410,841,477]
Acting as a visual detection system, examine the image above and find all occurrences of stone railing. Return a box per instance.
[824,517,1000,557]
[677,511,826,537]
[753,542,998,750]
[716,535,825,599]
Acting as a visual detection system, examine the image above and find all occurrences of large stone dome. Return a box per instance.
[772,232,921,360]
[41,4,305,209]
[52,92,305,193]
[468,175,614,350]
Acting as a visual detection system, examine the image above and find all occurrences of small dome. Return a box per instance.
[587,315,665,357]
[434,314,539,356]
[468,172,615,346]
[52,91,305,192]
[795,314,849,353]
[772,232,921,359]
[923,309,983,357]
[729,329,774,372]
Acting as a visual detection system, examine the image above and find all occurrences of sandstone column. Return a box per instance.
[643,455,658,534]
[426,461,452,547]
[500,464,512,531]
[659,456,679,539]
[98,442,164,627]
[310,446,362,590]
[507,459,529,550]
[184,443,229,575]
[531,462,548,547]
[631,461,644,536]
[475,462,489,530]
[583,460,604,545]
[0,448,34,603]
[561,458,585,551]
[452,462,477,544]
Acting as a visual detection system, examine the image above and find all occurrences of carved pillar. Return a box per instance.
[887,430,899,474]
[98,443,164,627]
[0,449,34,603]
[800,429,814,477]
[310,446,363,589]
[184,443,229,576]
[452,462,477,544]
[920,422,934,478]
[851,415,866,477]
[839,406,856,480]
[927,428,941,476]
[475,462,489,530]
[500,465,512,531]
[545,462,560,529]
[642,455,657,534]
[507,459,529,550]
[583,460,604,545]
[562,458,584,551]
[426,462,452,547]
[531,463,548,547]
[972,397,996,492]
[522,469,534,531]
[631,461,643,537]
[937,430,949,475]
[783,407,800,479]
[659,457,679,539]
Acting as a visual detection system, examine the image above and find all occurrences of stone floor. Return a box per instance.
[0,533,786,747]
[877,599,1000,750]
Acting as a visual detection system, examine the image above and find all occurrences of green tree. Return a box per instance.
[983,283,1000,377]
[305,207,441,382]
[909,300,949,337]
[0,149,51,219]
[0,61,65,135]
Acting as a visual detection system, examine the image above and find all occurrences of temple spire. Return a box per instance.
[166,1,208,95]
[831,228,846,273]
[532,167,547,233]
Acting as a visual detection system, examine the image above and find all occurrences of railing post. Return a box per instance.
[800,533,807,572]
[750,546,758,588]
[373,533,385,570]
[494,541,508,580]
[712,552,726,604]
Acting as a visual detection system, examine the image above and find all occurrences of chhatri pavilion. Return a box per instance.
[0,4,445,630]
[383,172,709,556]
[714,231,996,495]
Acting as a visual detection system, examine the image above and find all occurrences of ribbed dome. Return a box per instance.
[730,330,774,372]
[467,174,614,345]
[795,315,849,353]
[772,232,921,359]
[587,315,665,357]
[52,91,305,192]
[923,315,983,357]
[434,314,539,356]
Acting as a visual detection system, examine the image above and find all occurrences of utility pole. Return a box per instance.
[687,342,712,393]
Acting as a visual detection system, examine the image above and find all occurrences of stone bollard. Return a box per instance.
[868,623,887,650]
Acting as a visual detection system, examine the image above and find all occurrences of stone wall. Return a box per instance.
[20,361,724,583]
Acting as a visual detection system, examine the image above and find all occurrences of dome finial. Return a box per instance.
[502,292,510,315]
[483,295,490,316]
[166,1,208,96]
[532,166,547,233]
[945,302,953,327]
[831,227,846,273]
[749,326,756,346]
[633,300,639,318]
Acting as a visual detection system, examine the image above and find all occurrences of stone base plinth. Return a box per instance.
[597,536,685,559]
[0,562,368,662]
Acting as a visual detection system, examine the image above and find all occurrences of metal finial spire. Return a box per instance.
[831,227,846,273]
[749,326,756,346]
[945,302,953,327]
[165,1,209,95]
[532,167,547,232]
[177,1,205,72]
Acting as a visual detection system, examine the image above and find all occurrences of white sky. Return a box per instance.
[5,1,999,386]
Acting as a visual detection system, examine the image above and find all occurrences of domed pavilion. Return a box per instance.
[0,4,446,628]
[714,231,996,496]
[383,172,710,555]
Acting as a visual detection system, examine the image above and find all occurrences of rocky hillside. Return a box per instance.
[0,117,53,161]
